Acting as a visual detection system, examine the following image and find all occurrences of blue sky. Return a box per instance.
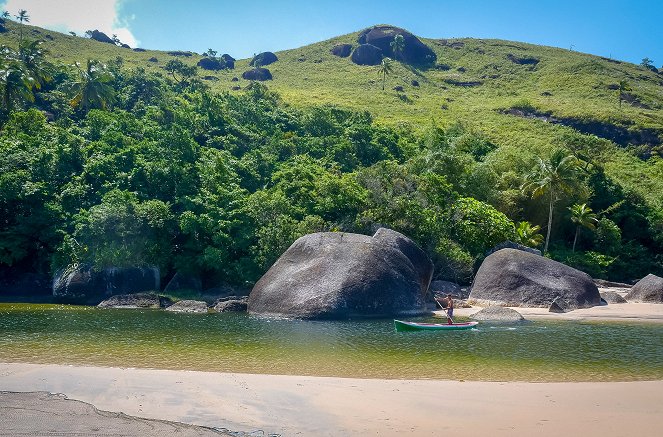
[2,0,661,65]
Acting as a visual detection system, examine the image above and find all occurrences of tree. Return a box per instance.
[569,203,597,252]
[390,34,405,61]
[111,34,121,45]
[69,31,77,37]
[15,9,29,45]
[641,57,656,72]
[515,221,544,248]
[1,11,10,19]
[376,57,393,91]
[0,49,37,113]
[205,48,217,58]
[18,39,52,87]
[65,59,115,112]
[164,59,197,84]
[522,149,580,253]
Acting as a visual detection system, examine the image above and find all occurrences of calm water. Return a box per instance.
[1,303,662,382]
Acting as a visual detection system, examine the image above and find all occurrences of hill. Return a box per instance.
[1,20,661,208]
[0,20,661,292]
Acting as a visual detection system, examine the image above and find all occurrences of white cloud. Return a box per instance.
[1,0,138,47]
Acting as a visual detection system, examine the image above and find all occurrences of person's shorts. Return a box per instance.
[447,308,454,318]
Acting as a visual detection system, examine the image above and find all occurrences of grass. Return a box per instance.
[1,20,662,207]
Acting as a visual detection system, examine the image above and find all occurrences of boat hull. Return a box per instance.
[394,320,478,332]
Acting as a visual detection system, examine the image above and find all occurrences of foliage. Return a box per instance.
[514,221,544,248]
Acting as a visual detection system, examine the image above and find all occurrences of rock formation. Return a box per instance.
[350,44,383,66]
[250,52,278,67]
[357,25,436,65]
[469,249,600,309]
[248,228,433,319]
[625,274,663,302]
[242,68,272,81]
[331,43,353,57]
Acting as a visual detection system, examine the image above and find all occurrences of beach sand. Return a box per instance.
[2,301,662,436]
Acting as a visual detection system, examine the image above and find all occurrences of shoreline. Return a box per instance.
[1,362,662,436]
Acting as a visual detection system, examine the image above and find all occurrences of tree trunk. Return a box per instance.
[382,71,385,91]
[572,226,579,252]
[544,192,554,253]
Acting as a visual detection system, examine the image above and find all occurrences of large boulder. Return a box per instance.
[89,30,115,45]
[250,51,278,67]
[214,296,248,312]
[357,25,436,65]
[242,68,272,81]
[197,57,226,71]
[331,43,353,58]
[469,249,600,309]
[248,228,433,319]
[221,54,235,69]
[350,44,383,66]
[430,280,462,297]
[485,241,542,257]
[53,265,160,305]
[470,306,525,322]
[625,274,663,303]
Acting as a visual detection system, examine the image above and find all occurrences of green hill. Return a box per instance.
[1,20,661,290]
[2,20,661,207]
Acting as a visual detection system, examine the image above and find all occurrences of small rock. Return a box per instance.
[214,297,248,312]
[470,306,525,322]
[165,300,208,313]
[331,43,353,58]
[148,57,158,63]
[393,85,404,92]
[411,80,419,87]
[600,291,628,304]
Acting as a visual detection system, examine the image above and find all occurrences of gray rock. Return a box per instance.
[350,44,383,66]
[600,291,628,304]
[250,52,278,67]
[89,30,114,45]
[625,274,663,303]
[242,68,272,81]
[214,297,248,312]
[594,279,632,289]
[357,25,436,65]
[98,293,169,309]
[331,43,353,57]
[470,306,525,322]
[53,265,160,305]
[548,299,566,313]
[430,280,462,297]
[469,249,600,309]
[165,300,208,313]
[248,228,433,319]
[163,272,202,294]
[197,57,227,70]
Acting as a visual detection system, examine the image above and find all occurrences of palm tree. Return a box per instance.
[390,34,405,61]
[1,11,10,19]
[0,60,36,113]
[522,149,580,253]
[15,9,29,45]
[65,59,115,112]
[618,80,631,109]
[377,57,393,91]
[514,221,544,248]
[18,39,52,87]
[569,203,597,252]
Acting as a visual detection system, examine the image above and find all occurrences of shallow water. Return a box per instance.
[1,303,662,382]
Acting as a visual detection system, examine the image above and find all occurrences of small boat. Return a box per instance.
[394,319,478,332]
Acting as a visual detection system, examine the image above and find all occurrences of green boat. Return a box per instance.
[394,319,478,332]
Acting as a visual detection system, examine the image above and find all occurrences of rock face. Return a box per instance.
[357,25,436,65]
[430,280,461,297]
[600,291,628,304]
[97,293,170,309]
[242,68,272,81]
[163,272,202,294]
[250,52,278,67]
[53,265,160,305]
[350,44,383,66]
[0,270,51,296]
[165,300,208,313]
[470,306,525,322]
[214,296,248,312]
[89,30,115,45]
[221,54,235,69]
[331,43,353,57]
[197,57,226,70]
[248,228,433,319]
[625,274,663,303]
[469,249,601,309]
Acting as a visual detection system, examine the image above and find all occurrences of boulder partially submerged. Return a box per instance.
[469,249,600,309]
[470,306,525,322]
[625,274,663,303]
[165,300,208,313]
[248,228,433,319]
[98,293,172,309]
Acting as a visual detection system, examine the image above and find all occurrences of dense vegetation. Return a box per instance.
[1,18,662,291]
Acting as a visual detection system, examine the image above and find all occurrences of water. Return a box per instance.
[1,303,662,382]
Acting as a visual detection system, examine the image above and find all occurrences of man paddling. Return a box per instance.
[444,294,454,324]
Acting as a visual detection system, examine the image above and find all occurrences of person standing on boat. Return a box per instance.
[445,294,454,324]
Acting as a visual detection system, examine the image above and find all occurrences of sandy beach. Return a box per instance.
[2,301,663,436]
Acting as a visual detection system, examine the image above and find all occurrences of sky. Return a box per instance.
[1,0,661,66]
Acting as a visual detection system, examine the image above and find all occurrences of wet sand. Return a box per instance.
[1,362,662,436]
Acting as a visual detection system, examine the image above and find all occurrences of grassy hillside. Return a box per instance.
[1,20,662,209]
